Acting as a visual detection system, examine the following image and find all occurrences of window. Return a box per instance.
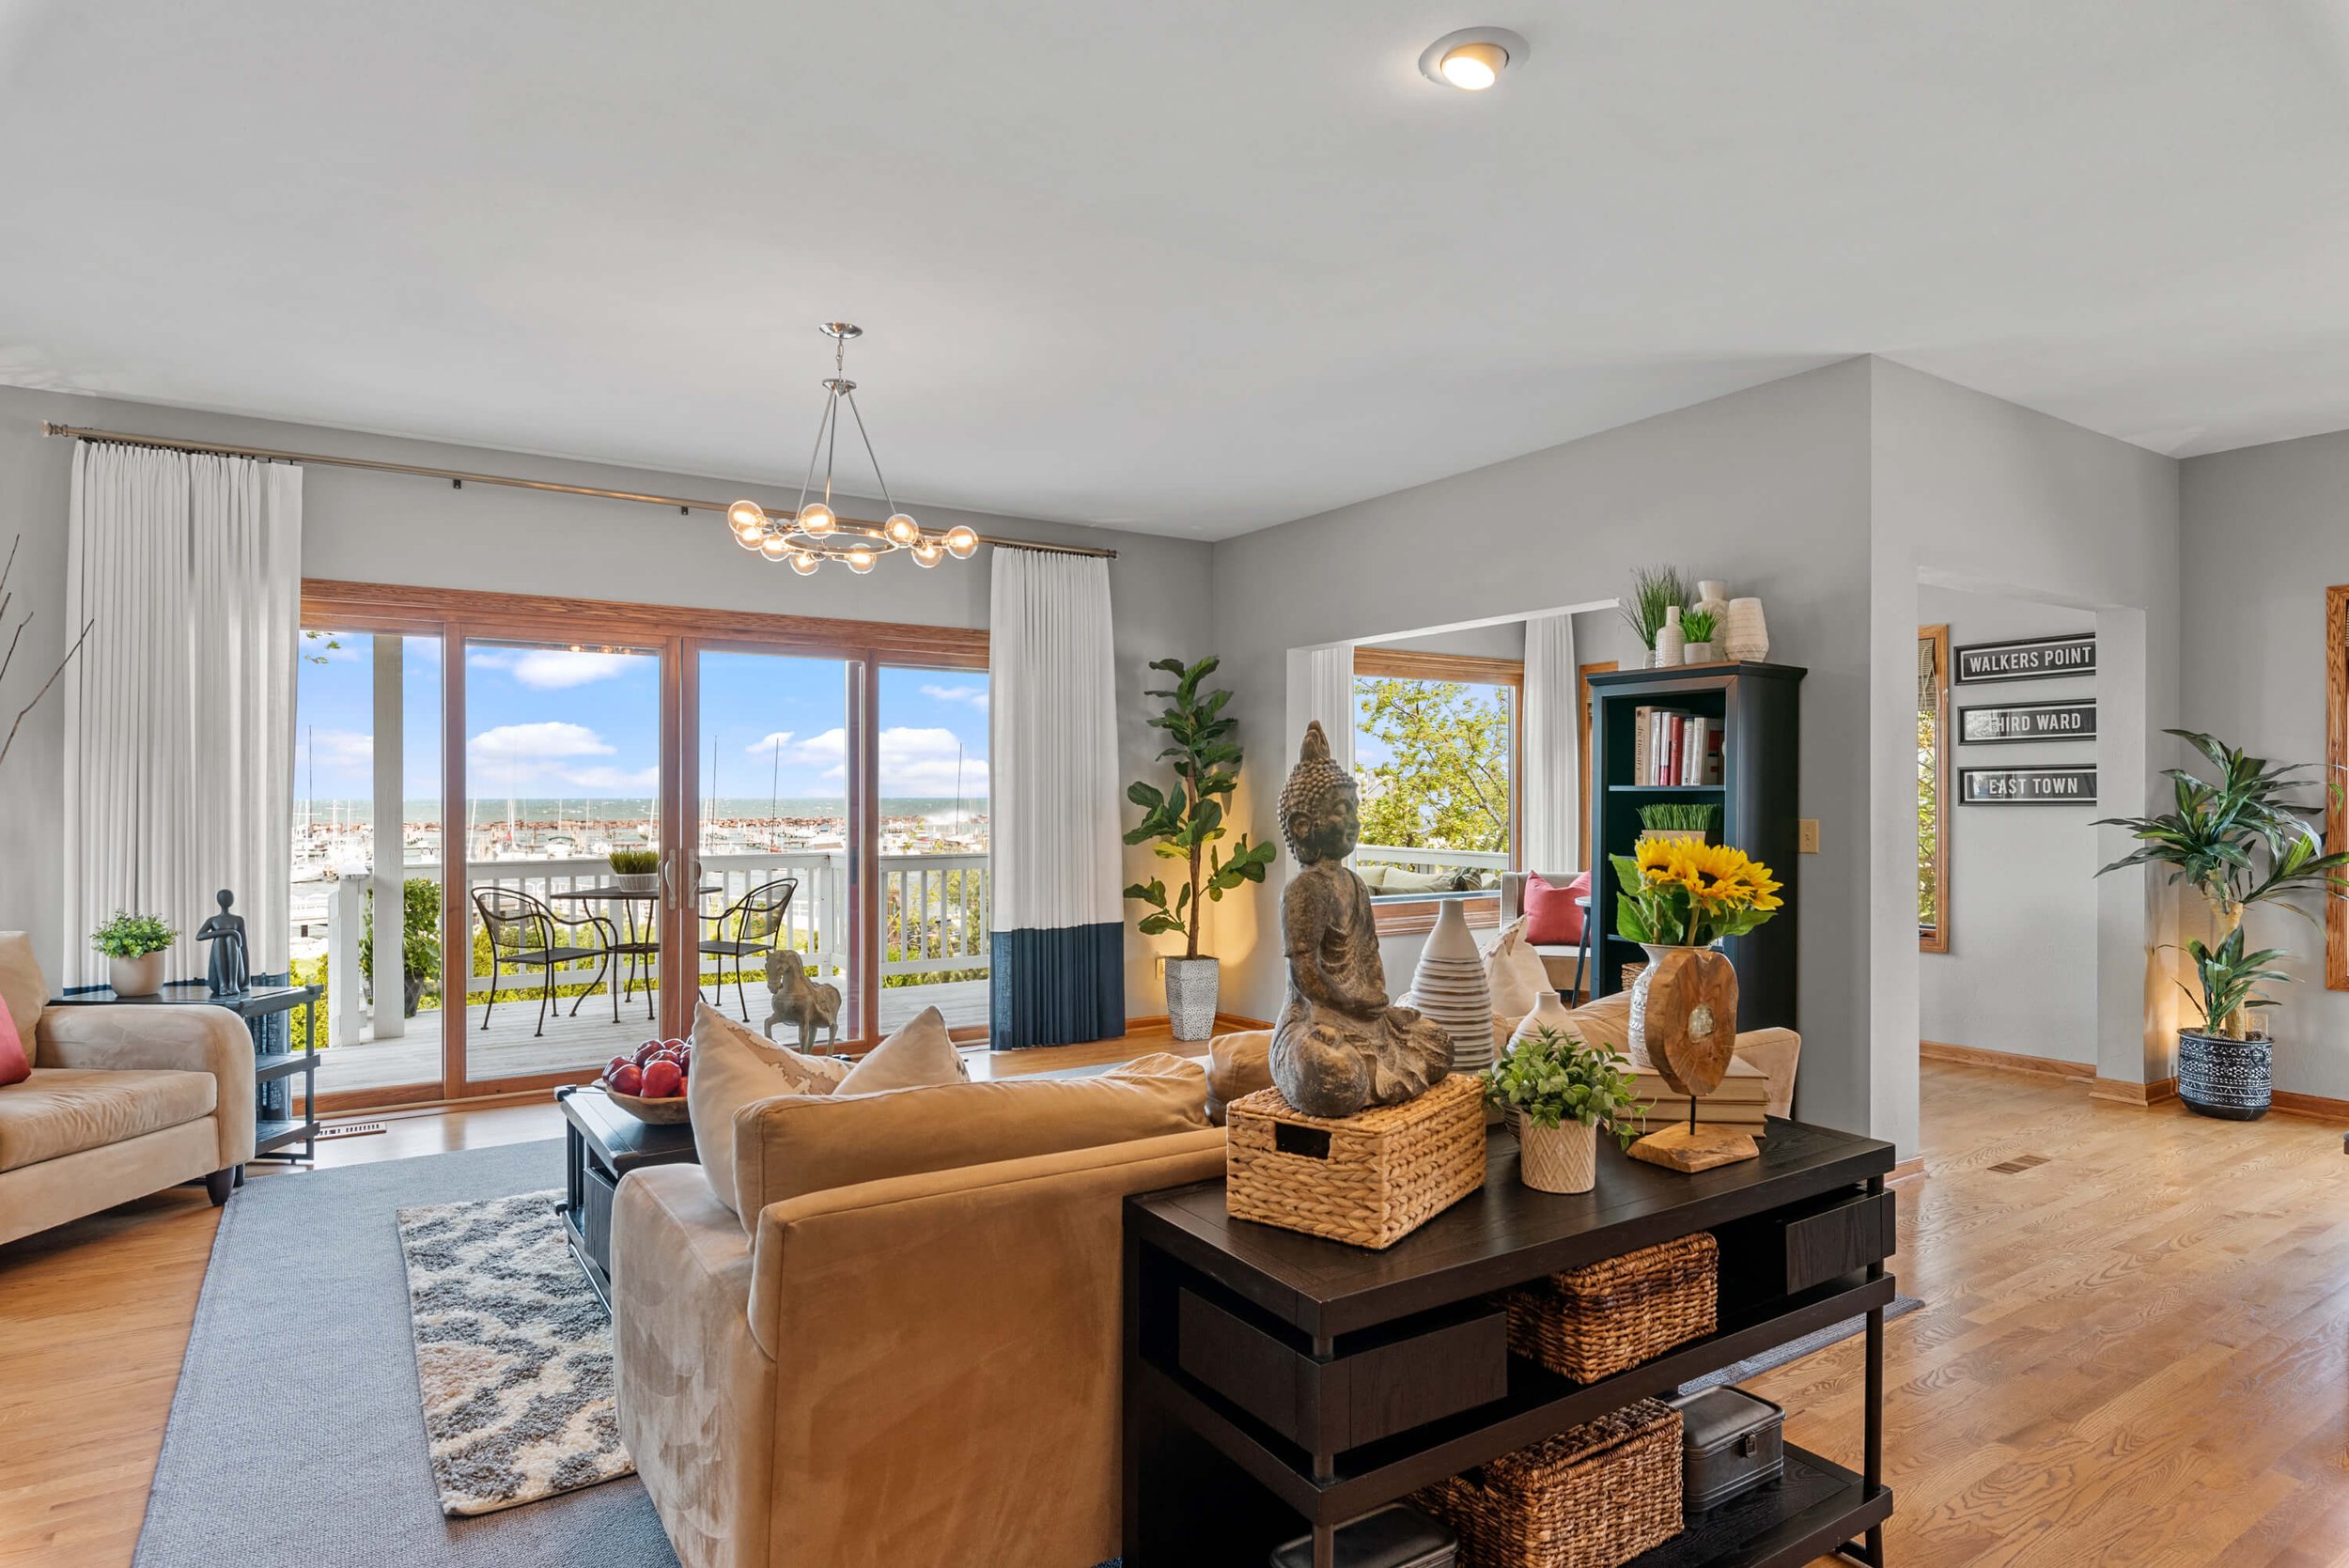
[1919,623,1950,953]
[1350,648,1519,924]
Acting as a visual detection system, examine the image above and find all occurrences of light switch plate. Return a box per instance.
[1798,818,1821,854]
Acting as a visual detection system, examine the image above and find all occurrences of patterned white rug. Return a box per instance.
[394,1188,635,1516]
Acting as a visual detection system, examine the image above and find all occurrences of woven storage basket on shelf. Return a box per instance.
[1226,1073,1486,1250]
[1411,1398,1683,1568]
[1506,1232,1718,1383]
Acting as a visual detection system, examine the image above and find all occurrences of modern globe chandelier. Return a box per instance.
[725,322,977,574]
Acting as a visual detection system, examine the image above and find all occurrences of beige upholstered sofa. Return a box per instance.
[0,932,257,1246]
[611,1049,1225,1568]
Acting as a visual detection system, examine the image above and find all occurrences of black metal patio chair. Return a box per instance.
[697,877,798,1021]
[472,887,618,1038]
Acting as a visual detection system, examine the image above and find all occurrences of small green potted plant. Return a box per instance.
[1620,565,1689,668]
[92,910,175,997]
[1482,1024,1646,1194]
[1679,605,1720,664]
[1637,801,1717,846]
[608,846,661,893]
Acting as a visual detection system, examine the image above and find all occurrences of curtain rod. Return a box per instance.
[36,421,1119,560]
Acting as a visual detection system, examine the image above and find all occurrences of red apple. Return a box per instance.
[641,1059,683,1098]
[635,1041,664,1066]
[606,1055,632,1079]
[609,1063,645,1095]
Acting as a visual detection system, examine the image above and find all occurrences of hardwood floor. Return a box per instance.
[4,1057,2345,1567]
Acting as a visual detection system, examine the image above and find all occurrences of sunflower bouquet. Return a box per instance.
[1610,838,1783,947]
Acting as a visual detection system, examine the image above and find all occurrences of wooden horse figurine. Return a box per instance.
[763,949,842,1052]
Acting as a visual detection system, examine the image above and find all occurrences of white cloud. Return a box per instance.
[469,722,614,762]
[779,725,985,794]
[510,650,639,690]
[305,727,374,768]
[920,683,989,710]
[466,723,654,794]
[745,731,795,758]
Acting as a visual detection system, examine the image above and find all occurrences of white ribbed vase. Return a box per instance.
[1723,597,1770,662]
[1518,1118,1597,1194]
[1402,899,1494,1075]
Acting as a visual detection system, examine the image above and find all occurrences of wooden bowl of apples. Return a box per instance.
[599,1037,692,1124]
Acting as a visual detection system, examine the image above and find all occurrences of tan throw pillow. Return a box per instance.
[1566,989,1635,1060]
[1206,1029,1273,1125]
[689,1002,854,1216]
[834,1004,969,1095]
[730,1051,1210,1229]
[1486,917,1549,1023]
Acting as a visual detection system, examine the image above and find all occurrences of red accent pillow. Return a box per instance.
[1523,871,1589,947]
[0,992,28,1087]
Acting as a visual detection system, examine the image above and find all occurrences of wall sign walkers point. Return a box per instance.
[1954,633,2095,683]
[1959,766,2098,805]
[1959,700,2097,743]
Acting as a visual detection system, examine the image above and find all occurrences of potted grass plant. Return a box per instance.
[608,846,661,893]
[1482,1024,1645,1193]
[1637,801,1718,846]
[1124,656,1277,1039]
[1620,565,1689,669]
[92,910,175,997]
[2094,729,2349,1119]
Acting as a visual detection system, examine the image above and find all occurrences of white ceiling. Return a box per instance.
[4,1,2347,538]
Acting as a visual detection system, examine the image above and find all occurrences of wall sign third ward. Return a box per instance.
[1960,699,2096,743]
[1954,632,2095,684]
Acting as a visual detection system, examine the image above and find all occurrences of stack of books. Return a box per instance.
[1630,706,1726,786]
[1626,1055,1770,1138]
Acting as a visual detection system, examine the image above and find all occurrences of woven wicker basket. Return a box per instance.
[1411,1399,1683,1568]
[1506,1233,1719,1383]
[1226,1073,1486,1250]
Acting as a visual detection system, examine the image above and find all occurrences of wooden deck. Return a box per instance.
[314,978,992,1094]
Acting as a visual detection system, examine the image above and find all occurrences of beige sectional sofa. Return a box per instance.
[0,932,256,1246]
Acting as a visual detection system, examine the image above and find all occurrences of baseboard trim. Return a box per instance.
[1214,1011,1274,1032]
[2267,1089,2349,1123]
[2089,1075,2180,1107]
[1888,1157,1926,1186]
[1920,1039,2094,1081]
[1119,1011,1272,1037]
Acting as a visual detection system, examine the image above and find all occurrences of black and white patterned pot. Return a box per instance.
[2175,1029,2271,1121]
[1164,955,1221,1042]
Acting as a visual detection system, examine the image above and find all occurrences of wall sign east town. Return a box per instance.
[1953,633,2095,684]
[1959,700,2097,744]
[1959,766,2097,805]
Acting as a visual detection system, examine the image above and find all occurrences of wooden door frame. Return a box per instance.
[302,580,988,1109]
[1919,624,1951,955]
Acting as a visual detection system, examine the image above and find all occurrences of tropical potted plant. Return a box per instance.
[1610,839,1782,1083]
[1482,1023,1645,1193]
[2093,729,2349,1119]
[92,910,175,997]
[1124,657,1277,1039]
[1619,565,1688,669]
[608,846,661,893]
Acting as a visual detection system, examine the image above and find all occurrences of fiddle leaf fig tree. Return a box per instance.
[1124,656,1276,960]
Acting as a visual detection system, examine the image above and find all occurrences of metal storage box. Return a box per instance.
[1271,1503,1458,1568]
[1668,1385,1785,1511]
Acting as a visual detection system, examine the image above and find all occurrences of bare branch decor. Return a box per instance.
[0,533,94,768]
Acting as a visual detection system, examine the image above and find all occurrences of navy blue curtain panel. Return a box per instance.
[989,924,1124,1048]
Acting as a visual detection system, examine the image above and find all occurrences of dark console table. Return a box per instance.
[1124,1117,1896,1568]
[52,979,323,1164]
[554,1083,698,1312]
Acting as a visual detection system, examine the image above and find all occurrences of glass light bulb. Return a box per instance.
[788,551,821,576]
[1440,42,1504,89]
[884,512,921,545]
[911,539,943,567]
[846,548,877,574]
[736,526,766,551]
[758,534,793,560]
[943,524,979,559]
[798,502,836,536]
[727,499,767,531]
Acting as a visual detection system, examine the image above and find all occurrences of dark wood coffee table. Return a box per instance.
[554,1083,698,1311]
[1124,1117,1897,1568]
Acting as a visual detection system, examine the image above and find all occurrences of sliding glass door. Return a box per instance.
[877,665,992,1039]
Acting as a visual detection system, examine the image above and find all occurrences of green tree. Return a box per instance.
[1353,676,1510,852]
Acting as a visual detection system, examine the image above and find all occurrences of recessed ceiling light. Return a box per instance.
[1419,27,1528,92]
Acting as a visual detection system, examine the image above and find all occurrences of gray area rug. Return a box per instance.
[395,1188,632,1516]
[135,1140,677,1568]
[1676,1293,1924,1395]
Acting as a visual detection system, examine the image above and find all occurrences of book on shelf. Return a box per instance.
[1627,706,1727,786]
[1632,1100,1769,1136]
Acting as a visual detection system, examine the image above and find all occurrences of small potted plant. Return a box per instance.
[1482,1024,1645,1194]
[608,846,661,893]
[2170,928,2290,1120]
[1637,801,1717,845]
[1620,565,1689,668]
[92,910,175,997]
[1680,605,1720,663]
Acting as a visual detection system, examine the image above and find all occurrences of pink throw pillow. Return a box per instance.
[1522,871,1589,947]
[0,994,28,1087]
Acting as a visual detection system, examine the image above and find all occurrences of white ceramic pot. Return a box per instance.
[1164,955,1221,1041]
[1724,598,1769,662]
[109,952,165,997]
[1654,604,1687,668]
[1519,1118,1598,1194]
[1694,581,1731,620]
[612,872,660,893]
[1682,641,1718,664]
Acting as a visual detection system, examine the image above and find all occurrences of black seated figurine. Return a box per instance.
[196,888,251,996]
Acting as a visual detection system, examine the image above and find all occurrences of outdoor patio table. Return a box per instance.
[547,883,723,1019]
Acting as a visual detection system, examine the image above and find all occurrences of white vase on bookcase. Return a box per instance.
[1653,604,1686,668]
[1403,899,1494,1077]
[1724,598,1770,662]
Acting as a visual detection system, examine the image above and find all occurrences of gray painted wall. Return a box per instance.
[0,384,1212,1015]
[1917,587,2100,1066]
[1214,360,1880,1138]
[2179,431,2349,1101]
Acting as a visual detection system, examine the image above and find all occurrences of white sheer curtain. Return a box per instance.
[1519,612,1579,874]
[1286,643,1356,772]
[988,548,1123,1046]
[61,442,301,987]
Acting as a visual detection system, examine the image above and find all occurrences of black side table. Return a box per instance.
[554,1083,699,1312]
[50,980,322,1164]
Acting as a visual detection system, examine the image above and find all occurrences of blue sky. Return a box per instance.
[295,632,989,806]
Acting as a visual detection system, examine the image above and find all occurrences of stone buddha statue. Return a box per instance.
[1269,722,1454,1119]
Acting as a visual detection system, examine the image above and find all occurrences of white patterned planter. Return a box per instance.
[1518,1118,1597,1194]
